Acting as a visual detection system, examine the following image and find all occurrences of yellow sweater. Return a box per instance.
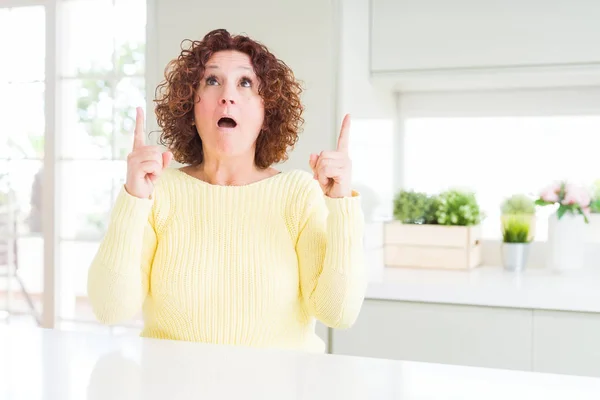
[87,168,366,352]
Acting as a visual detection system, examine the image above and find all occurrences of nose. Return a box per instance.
[220,83,237,105]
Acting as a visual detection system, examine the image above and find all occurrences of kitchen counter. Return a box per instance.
[1,326,600,399]
[366,262,600,313]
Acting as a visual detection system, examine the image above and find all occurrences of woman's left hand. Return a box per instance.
[309,114,352,198]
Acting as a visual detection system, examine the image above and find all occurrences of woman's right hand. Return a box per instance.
[124,107,173,199]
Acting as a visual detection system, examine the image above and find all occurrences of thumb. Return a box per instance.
[309,153,318,172]
[162,151,173,169]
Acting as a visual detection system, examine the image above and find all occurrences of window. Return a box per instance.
[0,5,46,323]
[403,116,600,241]
[58,0,145,327]
[349,119,395,222]
[1,0,146,331]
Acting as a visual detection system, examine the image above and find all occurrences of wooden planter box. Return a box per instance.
[384,222,482,270]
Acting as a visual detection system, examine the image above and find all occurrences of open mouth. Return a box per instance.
[217,117,237,128]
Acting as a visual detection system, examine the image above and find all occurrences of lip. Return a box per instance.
[216,114,238,130]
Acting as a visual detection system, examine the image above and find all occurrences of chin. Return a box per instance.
[214,143,253,158]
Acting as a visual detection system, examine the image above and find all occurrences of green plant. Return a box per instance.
[393,190,433,224]
[502,215,531,243]
[434,189,482,226]
[424,194,440,224]
[501,194,535,215]
[590,180,600,213]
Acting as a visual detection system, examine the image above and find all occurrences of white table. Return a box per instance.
[1,326,600,399]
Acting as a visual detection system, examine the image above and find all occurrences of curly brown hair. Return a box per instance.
[154,29,304,169]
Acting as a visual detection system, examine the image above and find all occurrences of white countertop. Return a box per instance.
[367,264,600,313]
[1,326,599,399]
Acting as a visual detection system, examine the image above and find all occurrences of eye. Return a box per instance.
[205,75,218,86]
[240,77,253,88]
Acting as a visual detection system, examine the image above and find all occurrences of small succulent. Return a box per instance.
[502,215,531,243]
[393,190,433,224]
[434,189,482,226]
[501,194,535,216]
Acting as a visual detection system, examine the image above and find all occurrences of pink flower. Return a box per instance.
[540,182,561,203]
[563,183,591,207]
[583,206,592,218]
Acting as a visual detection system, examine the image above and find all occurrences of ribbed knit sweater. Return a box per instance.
[87,168,366,352]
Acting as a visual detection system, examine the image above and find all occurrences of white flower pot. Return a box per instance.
[546,212,587,271]
[586,213,600,243]
[502,243,530,272]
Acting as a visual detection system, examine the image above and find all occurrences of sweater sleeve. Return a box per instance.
[87,187,158,325]
[296,182,367,329]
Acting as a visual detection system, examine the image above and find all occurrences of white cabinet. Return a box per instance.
[370,0,600,73]
[533,310,600,377]
[331,299,600,377]
[332,299,532,371]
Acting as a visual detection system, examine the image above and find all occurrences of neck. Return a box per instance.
[197,153,260,186]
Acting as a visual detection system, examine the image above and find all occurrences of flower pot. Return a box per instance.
[586,213,600,243]
[501,243,530,272]
[384,222,482,269]
[546,212,587,271]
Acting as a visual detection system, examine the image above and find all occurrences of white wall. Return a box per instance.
[146,0,341,171]
[339,0,394,119]
[338,0,396,225]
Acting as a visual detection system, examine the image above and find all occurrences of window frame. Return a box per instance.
[1,0,147,329]
[394,88,600,267]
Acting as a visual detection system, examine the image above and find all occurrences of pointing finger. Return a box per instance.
[133,107,145,150]
[336,114,351,153]
[162,151,173,169]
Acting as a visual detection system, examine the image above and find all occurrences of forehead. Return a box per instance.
[205,50,255,74]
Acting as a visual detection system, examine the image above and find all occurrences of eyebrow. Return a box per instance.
[206,64,253,71]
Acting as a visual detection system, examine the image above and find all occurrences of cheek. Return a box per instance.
[194,96,213,117]
[244,97,265,128]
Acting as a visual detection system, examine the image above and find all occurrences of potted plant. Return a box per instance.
[586,180,600,242]
[385,188,483,270]
[500,194,536,240]
[535,181,591,271]
[434,189,482,226]
[392,190,433,224]
[501,214,532,272]
[590,179,600,214]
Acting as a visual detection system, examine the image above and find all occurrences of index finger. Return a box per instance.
[336,114,351,153]
[133,107,146,150]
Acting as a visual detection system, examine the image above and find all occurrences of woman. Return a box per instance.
[87,29,366,353]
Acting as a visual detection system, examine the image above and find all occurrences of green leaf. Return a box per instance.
[590,199,600,213]
[557,206,567,219]
[501,194,535,215]
[577,207,590,224]
[434,189,481,226]
[392,190,433,224]
[501,215,531,243]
